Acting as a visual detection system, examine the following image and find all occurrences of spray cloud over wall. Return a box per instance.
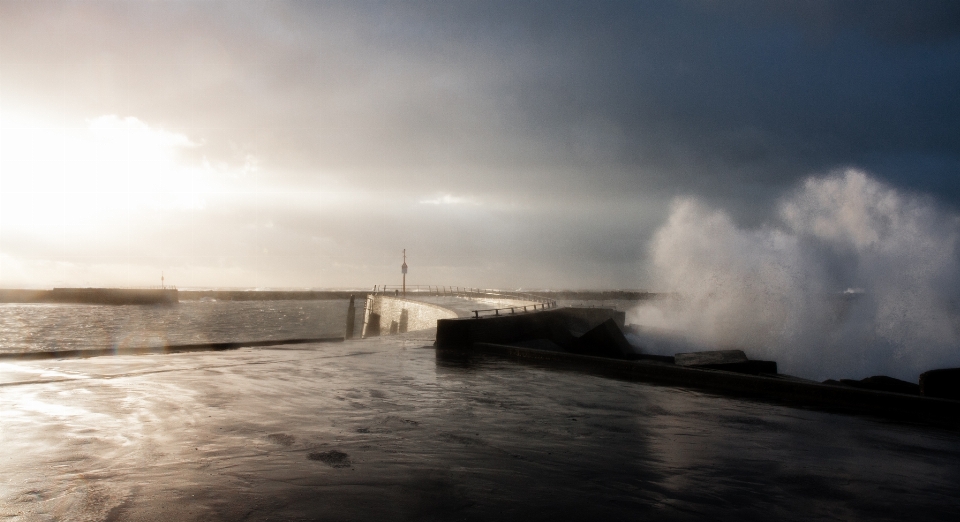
[629,170,960,382]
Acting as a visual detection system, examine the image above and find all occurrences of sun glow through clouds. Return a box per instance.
[418,193,477,206]
[0,111,230,241]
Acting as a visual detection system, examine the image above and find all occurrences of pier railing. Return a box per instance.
[370,285,557,318]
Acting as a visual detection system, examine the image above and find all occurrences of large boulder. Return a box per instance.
[919,368,960,400]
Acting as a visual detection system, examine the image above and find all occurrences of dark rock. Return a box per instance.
[830,376,920,395]
[571,319,635,359]
[629,353,677,363]
[267,433,296,446]
[308,450,351,468]
[859,376,919,395]
[675,350,777,375]
[675,350,748,367]
[920,368,960,400]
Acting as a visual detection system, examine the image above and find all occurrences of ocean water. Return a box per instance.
[0,299,361,354]
[0,298,647,356]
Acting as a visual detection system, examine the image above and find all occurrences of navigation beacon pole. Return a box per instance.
[401,249,407,298]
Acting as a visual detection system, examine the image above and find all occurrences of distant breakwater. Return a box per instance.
[179,290,360,301]
[0,288,178,305]
[0,289,365,304]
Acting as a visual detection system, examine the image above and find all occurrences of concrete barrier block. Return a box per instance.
[572,318,634,359]
[435,307,624,348]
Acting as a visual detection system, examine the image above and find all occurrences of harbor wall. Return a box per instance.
[362,295,457,337]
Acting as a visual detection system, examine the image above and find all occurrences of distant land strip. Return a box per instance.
[0,337,344,361]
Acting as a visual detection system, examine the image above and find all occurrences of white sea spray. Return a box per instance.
[629,170,960,382]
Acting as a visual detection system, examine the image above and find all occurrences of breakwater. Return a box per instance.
[361,295,457,337]
[0,288,178,305]
[435,304,960,426]
[444,342,960,428]
[179,290,360,301]
[0,289,369,304]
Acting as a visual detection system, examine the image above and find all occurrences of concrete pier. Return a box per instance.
[361,294,457,338]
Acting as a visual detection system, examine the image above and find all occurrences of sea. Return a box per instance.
[0,297,642,355]
[0,299,362,354]
[3,297,960,519]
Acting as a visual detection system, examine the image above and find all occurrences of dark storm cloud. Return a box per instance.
[447,0,960,211]
[5,0,957,200]
[1,0,958,287]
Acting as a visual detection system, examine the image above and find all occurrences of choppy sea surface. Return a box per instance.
[0,298,645,355]
[0,299,361,354]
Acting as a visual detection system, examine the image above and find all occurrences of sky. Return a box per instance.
[0,0,958,290]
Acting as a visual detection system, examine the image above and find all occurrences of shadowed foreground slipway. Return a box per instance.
[2,330,960,521]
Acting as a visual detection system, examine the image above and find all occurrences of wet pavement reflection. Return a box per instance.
[2,330,959,520]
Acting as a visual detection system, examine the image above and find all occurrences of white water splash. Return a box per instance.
[629,170,960,382]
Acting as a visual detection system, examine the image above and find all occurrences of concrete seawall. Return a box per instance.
[362,295,457,337]
[435,307,625,347]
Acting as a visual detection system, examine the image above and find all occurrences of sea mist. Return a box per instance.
[628,170,960,382]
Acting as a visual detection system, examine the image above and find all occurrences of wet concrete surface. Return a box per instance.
[2,330,960,521]
[404,296,486,317]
